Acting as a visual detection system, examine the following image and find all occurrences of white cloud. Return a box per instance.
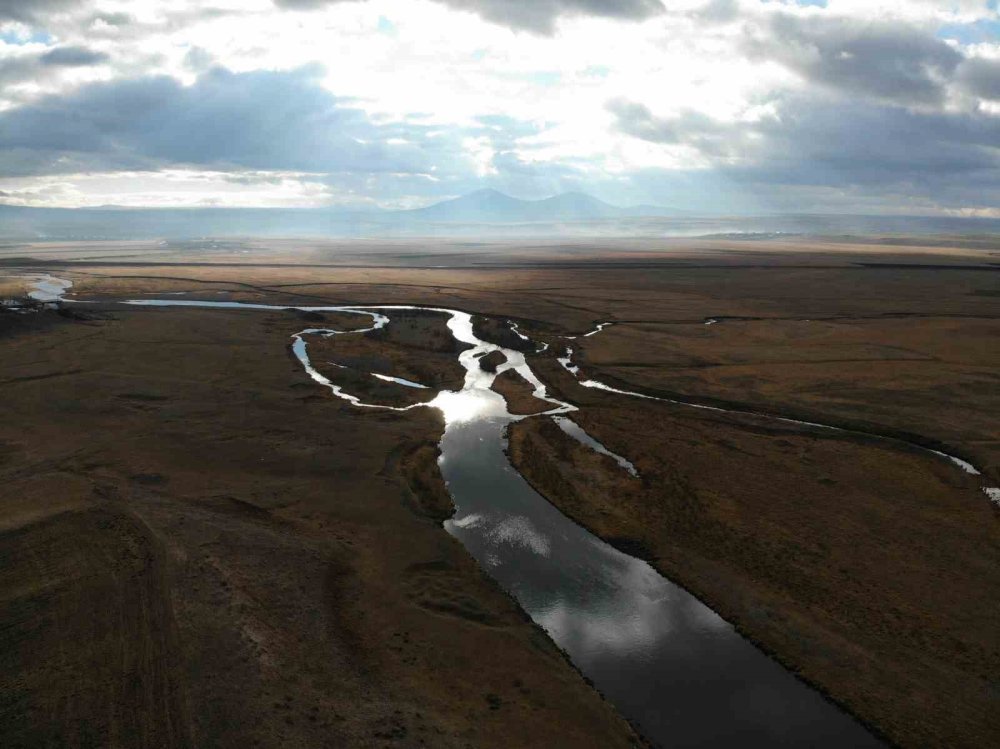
[0,170,339,207]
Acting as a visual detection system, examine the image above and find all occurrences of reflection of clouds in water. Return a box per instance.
[536,541,732,658]
[537,591,671,656]
[488,515,551,557]
[587,541,728,638]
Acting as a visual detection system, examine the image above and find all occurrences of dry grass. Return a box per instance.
[0,304,639,749]
[1,237,997,747]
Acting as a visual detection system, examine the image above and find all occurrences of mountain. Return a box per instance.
[408,189,638,223]
[0,190,686,239]
[2,199,999,240]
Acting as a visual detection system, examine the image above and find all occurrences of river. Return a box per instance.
[110,293,887,746]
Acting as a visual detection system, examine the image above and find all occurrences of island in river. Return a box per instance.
[0,235,997,748]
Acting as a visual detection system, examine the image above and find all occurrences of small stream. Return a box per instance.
[21,274,981,746]
[558,344,997,504]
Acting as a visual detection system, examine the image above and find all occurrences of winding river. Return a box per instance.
[19,275,995,746]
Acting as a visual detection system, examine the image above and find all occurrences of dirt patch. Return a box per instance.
[0,506,191,748]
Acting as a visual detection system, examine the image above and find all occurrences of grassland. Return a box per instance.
[0,235,997,747]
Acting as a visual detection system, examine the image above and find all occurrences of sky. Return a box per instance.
[0,0,998,216]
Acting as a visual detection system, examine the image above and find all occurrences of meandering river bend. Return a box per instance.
[101,291,891,746]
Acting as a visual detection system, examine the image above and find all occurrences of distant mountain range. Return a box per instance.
[0,190,687,240]
[1,190,998,240]
[404,189,685,223]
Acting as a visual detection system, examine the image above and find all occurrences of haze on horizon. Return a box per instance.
[0,0,998,219]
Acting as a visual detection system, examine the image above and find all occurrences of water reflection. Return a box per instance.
[552,415,638,477]
[27,274,73,302]
[440,416,879,748]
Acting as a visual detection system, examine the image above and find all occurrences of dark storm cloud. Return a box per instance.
[0,66,484,178]
[273,0,664,33]
[744,13,963,106]
[608,93,1000,207]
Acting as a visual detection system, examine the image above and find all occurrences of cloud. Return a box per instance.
[0,45,106,89]
[0,181,78,206]
[182,46,215,73]
[958,56,1000,101]
[90,11,132,27]
[608,92,1000,209]
[690,0,739,25]
[39,45,108,66]
[0,66,481,180]
[606,99,751,158]
[743,13,964,106]
[272,0,361,9]
[0,59,598,208]
[273,0,664,33]
[0,0,996,214]
[434,0,664,33]
[0,0,81,23]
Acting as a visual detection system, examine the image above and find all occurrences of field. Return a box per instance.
[0,236,998,747]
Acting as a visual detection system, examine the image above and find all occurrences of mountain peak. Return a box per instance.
[467,187,508,198]
[409,189,626,223]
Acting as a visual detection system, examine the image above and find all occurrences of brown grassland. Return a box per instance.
[0,236,998,748]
